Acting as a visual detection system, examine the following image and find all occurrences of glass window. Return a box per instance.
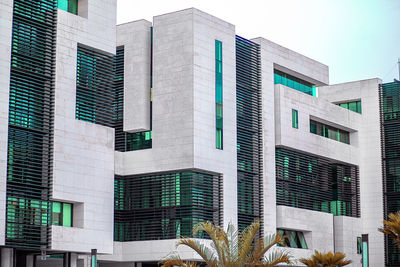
[52,201,73,227]
[310,120,350,144]
[58,0,78,15]
[277,228,308,249]
[336,100,362,114]
[274,69,316,97]
[215,40,223,149]
[357,237,362,254]
[292,109,298,128]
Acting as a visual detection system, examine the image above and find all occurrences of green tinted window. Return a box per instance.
[274,69,316,97]
[62,203,72,227]
[336,100,362,114]
[52,201,72,227]
[52,202,61,226]
[292,109,298,128]
[215,40,223,149]
[58,0,78,15]
[277,228,308,249]
[310,120,350,144]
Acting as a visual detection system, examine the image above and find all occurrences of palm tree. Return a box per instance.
[160,220,291,267]
[299,250,351,267]
[379,211,400,248]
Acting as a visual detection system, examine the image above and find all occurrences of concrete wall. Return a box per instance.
[117,20,152,133]
[275,84,361,165]
[107,8,238,262]
[51,0,117,254]
[252,37,329,235]
[276,206,334,264]
[0,0,13,246]
[319,78,384,266]
[334,216,363,267]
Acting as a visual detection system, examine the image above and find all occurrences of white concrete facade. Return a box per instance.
[51,0,117,254]
[0,3,388,267]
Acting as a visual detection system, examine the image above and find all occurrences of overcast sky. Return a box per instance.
[117,0,400,85]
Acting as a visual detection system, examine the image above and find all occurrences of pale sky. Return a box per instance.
[117,0,400,85]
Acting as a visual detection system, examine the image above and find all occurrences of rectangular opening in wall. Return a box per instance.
[336,100,362,114]
[52,202,73,227]
[215,40,223,149]
[292,109,298,128]
[310,119,350,144]
[58,0,78,14]
[277,229,308,248]
[274,69,316,97]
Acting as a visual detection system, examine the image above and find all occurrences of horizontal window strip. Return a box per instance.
[276,147,360,217]
[114,171,222,241]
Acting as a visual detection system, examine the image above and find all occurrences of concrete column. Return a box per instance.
[69,253,78,267]
[26,255,34,267]
[1,248,14,267]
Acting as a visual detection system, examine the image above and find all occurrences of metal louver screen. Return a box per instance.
[276,147,360,218]
[114,171,222,241]
[6,0,57,249]
[235,35,263,231]
[380,81,400,267]
[76,44,115,127]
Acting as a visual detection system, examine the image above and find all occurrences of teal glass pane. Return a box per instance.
[68,0,78,14]
[274,69,315,96]
[57,0,68,12]
[348,102,357,112]
[310,121,317,134]
[357,101,362,114]
[362,241,368,267]
[287,231,298,248]
[215,40,223,150]
[52,202,61,226]
[62,203,72,227]
[292,109,298,128]
[298,232,308,248]
[357,237,362,254]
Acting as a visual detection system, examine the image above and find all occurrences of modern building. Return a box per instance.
[0,0,398,266]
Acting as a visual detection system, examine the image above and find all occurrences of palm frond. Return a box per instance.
[238,219,261,265]
[262,250,292,267]
[177,238,218,267]
[252,233,286,262]
[193,221,227,265]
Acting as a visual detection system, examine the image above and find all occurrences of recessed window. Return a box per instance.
[357,236,362,254]
[52,202,73,227]
[292,109,298,128]
[310,120,350,144]
[274,69,316,97]
[58,0,78,15]
[337,100,362,114]
[277,229,308,249]
[215,40,223,149]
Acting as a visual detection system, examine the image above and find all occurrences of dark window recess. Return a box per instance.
[310,120,350,144]
[76,44,115,127]
[276,148,360,217]
[58,0,77,14]
[380,81,400,266]
[277,229,308,249]
[52,202,73,227]
[274,69,316,97]
[6,0,57,250]
[337,100,362,114]
[357,236,362,254]
[236,36,263,233]
[114,171,222,241]
[292,109,298,128]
